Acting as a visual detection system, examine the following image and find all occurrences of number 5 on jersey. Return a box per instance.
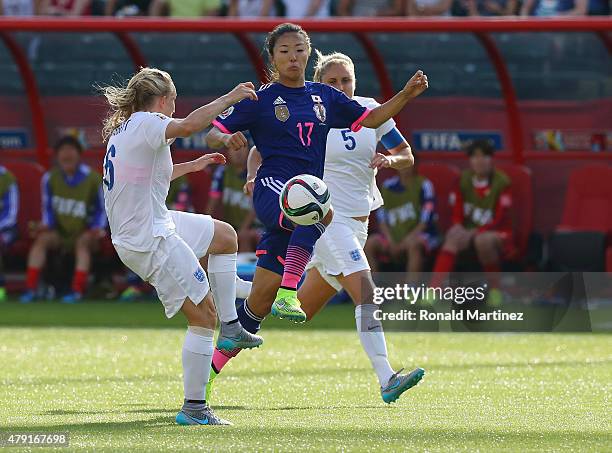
[341,129,356,150]
[103,145,116,191]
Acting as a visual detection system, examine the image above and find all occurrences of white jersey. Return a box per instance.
[103,111,176,252]
[323,96,396,218]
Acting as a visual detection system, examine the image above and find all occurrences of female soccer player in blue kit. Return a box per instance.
[207,22,427,339]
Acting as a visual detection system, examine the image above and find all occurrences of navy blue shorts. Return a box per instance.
[253,176,294,276]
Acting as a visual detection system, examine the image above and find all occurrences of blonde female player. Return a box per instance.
[302,51,425,403]
[212,52,426,404]
[101,67,263,425]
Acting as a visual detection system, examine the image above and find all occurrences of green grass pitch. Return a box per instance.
[0,301,610,452]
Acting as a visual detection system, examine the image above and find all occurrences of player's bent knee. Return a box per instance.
[474,232,496,251]
[446,224,464,239]
[34,231,53,248]
[75,236,91,250]
[405,235,422,250]
[442,235,458,250]
[210,220,238,254]
[406,246,423,264]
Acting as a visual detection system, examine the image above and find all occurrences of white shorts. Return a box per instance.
[114,212,215,318]
[307,214,370,291]
[170,211,215,259]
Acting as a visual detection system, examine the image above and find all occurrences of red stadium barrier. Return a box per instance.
[0,17,610,168]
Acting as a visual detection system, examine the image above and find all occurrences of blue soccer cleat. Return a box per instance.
[381,367,425,404]
[61,292,82,304]
[19,290,37,304]
[175,406,232,426]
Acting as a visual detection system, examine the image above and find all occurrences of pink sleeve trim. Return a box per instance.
[351,108,371,132]
[209,191,221,199]
[212,119,231,135]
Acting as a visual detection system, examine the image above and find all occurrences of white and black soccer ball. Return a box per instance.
[279,174,331,226]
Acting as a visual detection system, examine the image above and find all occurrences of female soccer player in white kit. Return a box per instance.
[101,67,263,425]
[240,52,425,403]
[302,51,425,403]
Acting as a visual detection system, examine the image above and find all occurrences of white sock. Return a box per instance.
[208,253,238,323]
[355,304,395,386]
[182,326,214,401]
[235,276,252,300]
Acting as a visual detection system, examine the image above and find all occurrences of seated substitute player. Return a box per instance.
[21,136,107,303]
[430,139,513,305]
[206,51,427,404]
[0,165,19,303]
[365,163,440,283]
[101,67,263,426]
[206,145,259,252]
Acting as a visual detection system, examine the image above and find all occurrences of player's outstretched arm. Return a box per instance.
[360,70,428,129]
[166,82,257,140]
[170,153,226,181]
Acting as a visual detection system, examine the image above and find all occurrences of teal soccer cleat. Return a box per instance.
[216,326,263,352]
[381,367,425,404]
[175,406,232,426]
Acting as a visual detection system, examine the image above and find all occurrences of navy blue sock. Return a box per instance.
[236,299,263,334]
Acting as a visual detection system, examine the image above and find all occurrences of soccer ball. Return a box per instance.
[279,174,331,226]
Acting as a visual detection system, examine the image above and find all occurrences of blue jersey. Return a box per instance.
[212,81,369,181]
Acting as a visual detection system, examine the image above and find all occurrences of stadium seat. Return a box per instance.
[418,163,461,233]
[549,164,612,272]
[496,163,534,259]
[557,164,612,233]
[2,161,44,258]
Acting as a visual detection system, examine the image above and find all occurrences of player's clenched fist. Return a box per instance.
[227,82,258,104]
[402,70,429,99]
[223,131,248,152]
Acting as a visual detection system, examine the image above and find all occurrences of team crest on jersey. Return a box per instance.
[219,106,234,119]
[311,95,326,123]
[275,104,290,122]
[193,267,205,283]
[313,103,326,123]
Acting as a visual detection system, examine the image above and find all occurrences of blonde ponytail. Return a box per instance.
[312,50,355,83]
[99,67,174,141]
